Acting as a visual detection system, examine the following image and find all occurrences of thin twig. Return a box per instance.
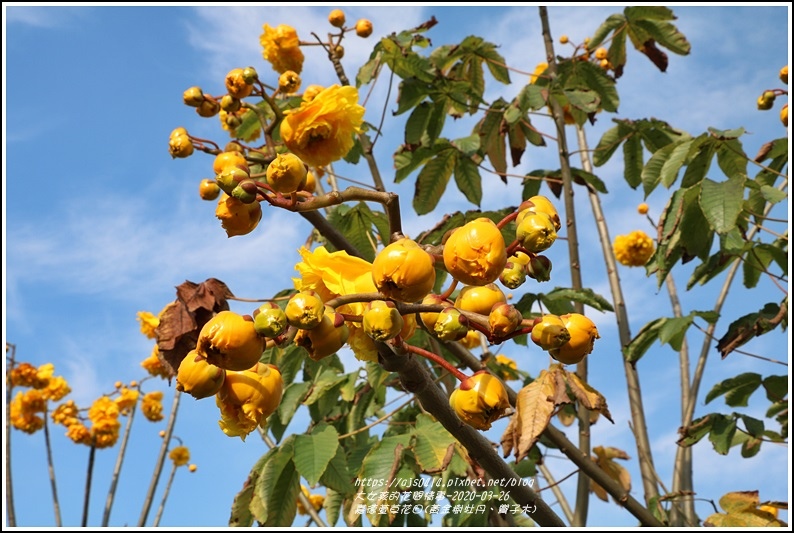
[137,389,181,527]
[43,414,63,526]
[82,443,97,527]
[537,463,575,524]
[337,397,415,439]
[152,462,178,527]
[102,403,137,526]
[5,344,17,527]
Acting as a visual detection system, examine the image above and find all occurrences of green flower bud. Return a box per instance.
[216,166,250,195]
[182,86,204,107]
[433,307,468,342]
[253,302,287,338]
[242,66,259,85]
[516,212,557,253]
[285,291,325,330]
[220,94,242,113]
[526,255,552,282]
[499,263,526,290]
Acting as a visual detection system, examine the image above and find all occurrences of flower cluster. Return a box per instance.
[613,230,655,267]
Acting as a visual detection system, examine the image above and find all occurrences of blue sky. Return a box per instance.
[3,3,791,528]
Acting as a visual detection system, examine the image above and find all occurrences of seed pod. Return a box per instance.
[433,307,468,342]
[488,303,522,337]
[526,255,552,282]
[419,293,453,331]
[455,283,507,316]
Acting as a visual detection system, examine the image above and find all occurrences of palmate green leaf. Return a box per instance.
[256,438,301,527]
[677,414,714,447]
[230,450,274,526]
[328,202,382,262]
[571,168,609,193]
[412,414,457,473]
[234,100,274,143]
[320,444,353,496]
[623,134,644,189]
[633,19,691,55]
[452,133,480,156]
[716,303,784,358]
[716,138,748,179]
[641,141,676,196]
[454,154,482,206]
[679,185,713,261]
[743,243,781,289]
[625,6,676,21]
[405,102,432,146]
[624,317,664,363]
[681,135,715,188]
[521,174,543,200]
[608,25,628,77]
[564,88,600,113]
[426,96,449,144]
[588,13,627,49]
[639,118,684,152]
[657,315,693,351]
[705,373,762,406]
[739,414,765,438]
[278,381,310,425]
[356,48,383,88]
[478,44,511,84]
[546,287,614,312]
[762,375,788,403]
[573,60,619,112]
[519,117,545,147]
[687,250,734,289]
[413,148,456,215]
[390,53,436,83]
[660,137,693,188]
[357,435,412,512]
[294,425,339,486]
[324,488,343,527]
[594,121,632,167]
[304,368,347,406]
[394,144,435,183]
[517,83,547,112]
[700,175,746,234]
[395,78,431,115]
[708,414,737,455]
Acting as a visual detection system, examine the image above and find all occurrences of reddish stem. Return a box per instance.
[438,278,458,302]
[497,210,520,230]
[400,343,470,383]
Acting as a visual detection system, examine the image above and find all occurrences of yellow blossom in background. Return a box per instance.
[141,345,171,380]
[169,446,191,467]
[8,362,39,387]
[92,422,121,448]
[293,246,379,361]
[35,363,55,387]
[66,422,93,445]
[529,61,548,84]
[260,23,304,74]
[613,230,655,267]
[637,203,649,215]
[495,354,518,380]
[51,400,80,426]
[9,392,45,434]
[137,311,160,339]
[280,84,365,168]
[142,391,165,422]
[115,387,140,415]
[43,376,71,401]
[297,485,325,515]
[88,396,121,438]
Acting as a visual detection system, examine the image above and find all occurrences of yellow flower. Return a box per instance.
[613,230,655,267]
[35,363,55,385]
[51,400,81,426]
[87,396,122,447]
[169,446,191,467]
[302,84,324,102]
[20,389,48,412]
[260,24,304,74]
[141,345,171,380]
[8,362,39,387]
[115,387,140,415]
[529,62,548,84]
[88,396,120,427]
[297,485,325,515]
[137,311,160,339]
[280,85,365,168]
[66,423,92,445]
[142,391,165,422]
[494,355,517,380]
[43,376,71,402]
[9,392,45,434]
[293,246,379,362]
[216,364,284,440]
[215,193,262,237]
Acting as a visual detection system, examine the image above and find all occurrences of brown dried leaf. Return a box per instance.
[590,476,609,502]
[719,490,759,514]
[156,278,234,374]
[590,445,631,502]
[639,39,668,72]
[500,369,557,461]
[564,370,614,423]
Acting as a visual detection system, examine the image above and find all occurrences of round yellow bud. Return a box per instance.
[548,313,599,365]
[199,179,221,201]
[595,47,608,60]
[780,65,788,85]
[328,9,346,28]
[637,202,649,215]
[196,311,265,371]
[278,71,301,94]
[372,238,436,303]
[355,19,373,38]
[449,371,510,430]
[225,68,253,99]
[443,218,507,286]
[266,153,307,194]
[559,35,569,44]
[176,350,226,399]
[455,283,507,316]
[215,193,262,237]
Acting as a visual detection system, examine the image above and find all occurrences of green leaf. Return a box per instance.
[521,175,543,200]
[454,154,482,206]
[633,19,691,55]
[545,287,614,312]
[575,61,619,112]
[677,414,714,447]
[426,96,449,144]
[738,414,765,437]
[625,6,676,21]
[762,375,788,403]
[594,123,628,167]
[741,436,762,458]
[256,439,301,527]
[623,318,664,363]
[356,49,383,88]
[758,184,788,204]
[659,138,693,188]
[679,184,713,261]
[412,414,457,474]
[357,435,412,524]
[320,442,354,495]
[230,451,273,526]
[622,134,644,189]
[657,315,693,351]
[564,88,600,113]
[716,303,784,358]
[278,381,310,425]
[294,425,339,486]
[517,83,547,112]
[708,414,737,455]
[681,135,714,188]
[641,142,676,195]
[519,117,546,147]
[478,46,511,84]
[705,373,762,406]
[404,102,432,146]
[324,488,343,527]
[234,101,274,143]
[394,144,434,183]
[395,78,431,115]
[699,176,746,234]
[743,243,776,289]
[413,149,456,215]
[588,13,627,49]
[452,133,480,156]
[715,138,748,178]
[571,168,609,194]
[304,368,347,406]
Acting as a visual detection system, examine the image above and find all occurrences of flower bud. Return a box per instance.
[355,19,373,38]
[516,212,557,253]
[302,84,324,102]
[216,363,283,439]
[266,153,308,194]
[518,195,561,231]
[176,350,226,399]
[548,313,599,365]
[216,166,250,195]
[220,94,242,113]
[455,283,507,317]
[530,314,570,350]
[169,134,194,158]
[300,171,317,194]
[372,238,436,303]
[333,45,344,59]
[458,329,481,349]
[196,96,220,117]
[294,307,349,361]
[183,86,205,107]
[215,193,262,237]
[278,71,301,94]
[559,35,569,44]
[433,307,468,342]
[449,371,510,430]
[362,300,404,342]
[489,303,522,337]
[499,263,526,290]
[595,47,608,60]
[231,180,259,204]
[443,218,507,286]
[253,302,287,338]
[213,151,249,175]
[637,203,649,215]
[328,9,346,28]
[419,293,453,331]
[199,178,221,201]
[225,68,253,99]
[196,311,265,371]
[757,90,776,110]
[779,65,788,85]
[781,104,788,127]
[285,291,325,330]
[526,255,552,282]
[242,66,259,85]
